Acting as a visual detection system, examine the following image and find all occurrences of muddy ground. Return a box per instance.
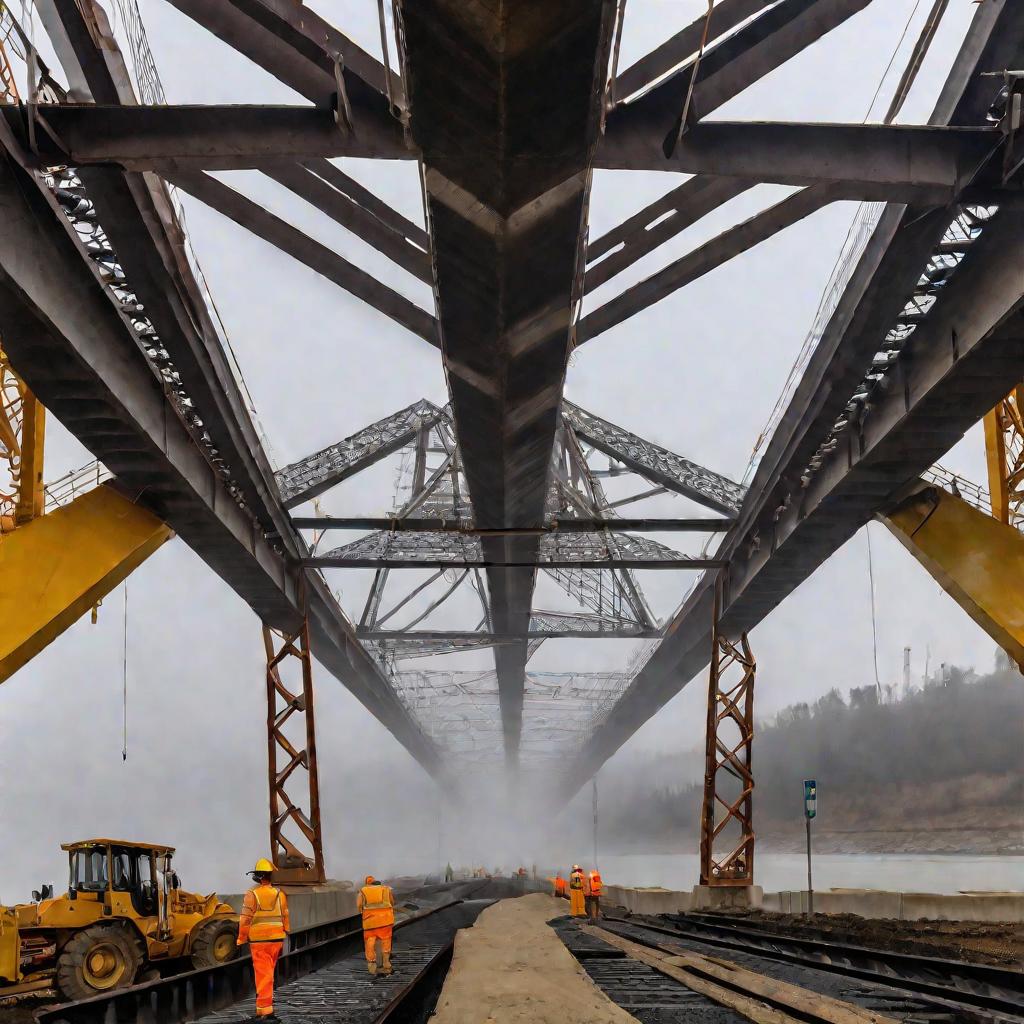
[649,909,1024,969]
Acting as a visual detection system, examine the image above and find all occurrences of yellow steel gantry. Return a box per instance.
[0,344,45,531]
[984,386,1024,528]
[0,344,171,682]
[883,481,1024,670]
[882,385,1024,671]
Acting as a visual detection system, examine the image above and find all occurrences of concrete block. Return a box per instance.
[817,890,901,919]
[901,892,1024,923]
[757,889,1024,923]
[601,885,691,915]
[220,880,358,932]
[691,884,763,911]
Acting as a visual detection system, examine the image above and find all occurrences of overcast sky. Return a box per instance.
[0,0,1004,898]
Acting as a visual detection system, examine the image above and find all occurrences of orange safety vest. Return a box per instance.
[588,871,603,896]
[359,883,395,929]
[245,884,287,942]
[569,870,584,891]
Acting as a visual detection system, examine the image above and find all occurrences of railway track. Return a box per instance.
[32,879,505,1024]
[587,912,1024,1023]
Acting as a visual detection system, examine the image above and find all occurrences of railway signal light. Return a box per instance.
[803,779,817,819]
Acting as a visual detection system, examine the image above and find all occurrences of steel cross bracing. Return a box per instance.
[562,401,745,516]
[275,400,445,508]
[292,404,736,770]
[4,0,1024,786]
[311,529,710,569]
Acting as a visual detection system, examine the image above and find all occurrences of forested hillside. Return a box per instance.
[599,663,1024,854]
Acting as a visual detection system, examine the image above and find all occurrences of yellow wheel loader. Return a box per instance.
[0,839,240,1002]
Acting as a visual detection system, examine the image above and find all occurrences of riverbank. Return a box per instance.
[598,853,1024,895]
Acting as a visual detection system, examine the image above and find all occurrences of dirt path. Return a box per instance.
[430,893,637,1024]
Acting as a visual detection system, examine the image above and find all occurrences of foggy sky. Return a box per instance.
[0,1,1001,899]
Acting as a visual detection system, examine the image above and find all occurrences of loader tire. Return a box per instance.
[190,918,240,969]
[56,924,142,1001]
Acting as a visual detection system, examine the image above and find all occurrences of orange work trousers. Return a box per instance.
[363,925,393,963]
[250,941,283,1016]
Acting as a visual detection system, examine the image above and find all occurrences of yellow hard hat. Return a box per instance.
[250,857,274,875]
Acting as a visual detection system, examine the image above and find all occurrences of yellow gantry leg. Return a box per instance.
[0,484,172,682]
[13,388,44,526]
[882,482,1024,670]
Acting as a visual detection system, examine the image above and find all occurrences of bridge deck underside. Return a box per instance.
[400,0,614,762]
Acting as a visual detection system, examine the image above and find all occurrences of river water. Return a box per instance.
[599,853,1024,895]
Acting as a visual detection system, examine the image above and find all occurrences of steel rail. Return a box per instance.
[600,913,1024,1018]
[34,898,466,1024]
[372,939,455,1023]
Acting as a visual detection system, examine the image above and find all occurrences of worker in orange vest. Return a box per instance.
[586,868,603,922]
[554,872,567,898]
[237,858,290,1019]
[569,864,586,917]
[358,875,396,976]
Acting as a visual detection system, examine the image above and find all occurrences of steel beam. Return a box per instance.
[581,185,837,340]
[290,516,733,533]
[4,103,410,166]
[261,163,430,282]
[161,0,404,129]
[595,121,1000,201]
[601,0,874,167]
[165,170,440,346]
[309,529,719,569]
[34,0,297,548]
[562,401,746,515]
[613,0,774,102]
[276,400,444,507]
[400,0,618,765]
[303,159,430,250]
[312,555,722,570]
[586,176,754,292]
[359,629,661,640]
[0,145,445,779]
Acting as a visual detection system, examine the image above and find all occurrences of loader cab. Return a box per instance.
[64,840,176,936]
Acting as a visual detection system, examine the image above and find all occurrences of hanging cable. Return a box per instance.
[674,0,714,150]
[865,525,882,697]
[883,0,950,124]
[122,580,129,761]
[866,0,924,121]
[747,0,939,469]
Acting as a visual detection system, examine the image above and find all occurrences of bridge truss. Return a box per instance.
[0,0,1022,826]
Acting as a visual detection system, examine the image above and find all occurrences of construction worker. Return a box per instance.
[569,864,586,917]
[358,875,395,977]
[553,871,567,898]
[444,862,454,883]
[237,858,290,1020]
[586,867,603,922]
